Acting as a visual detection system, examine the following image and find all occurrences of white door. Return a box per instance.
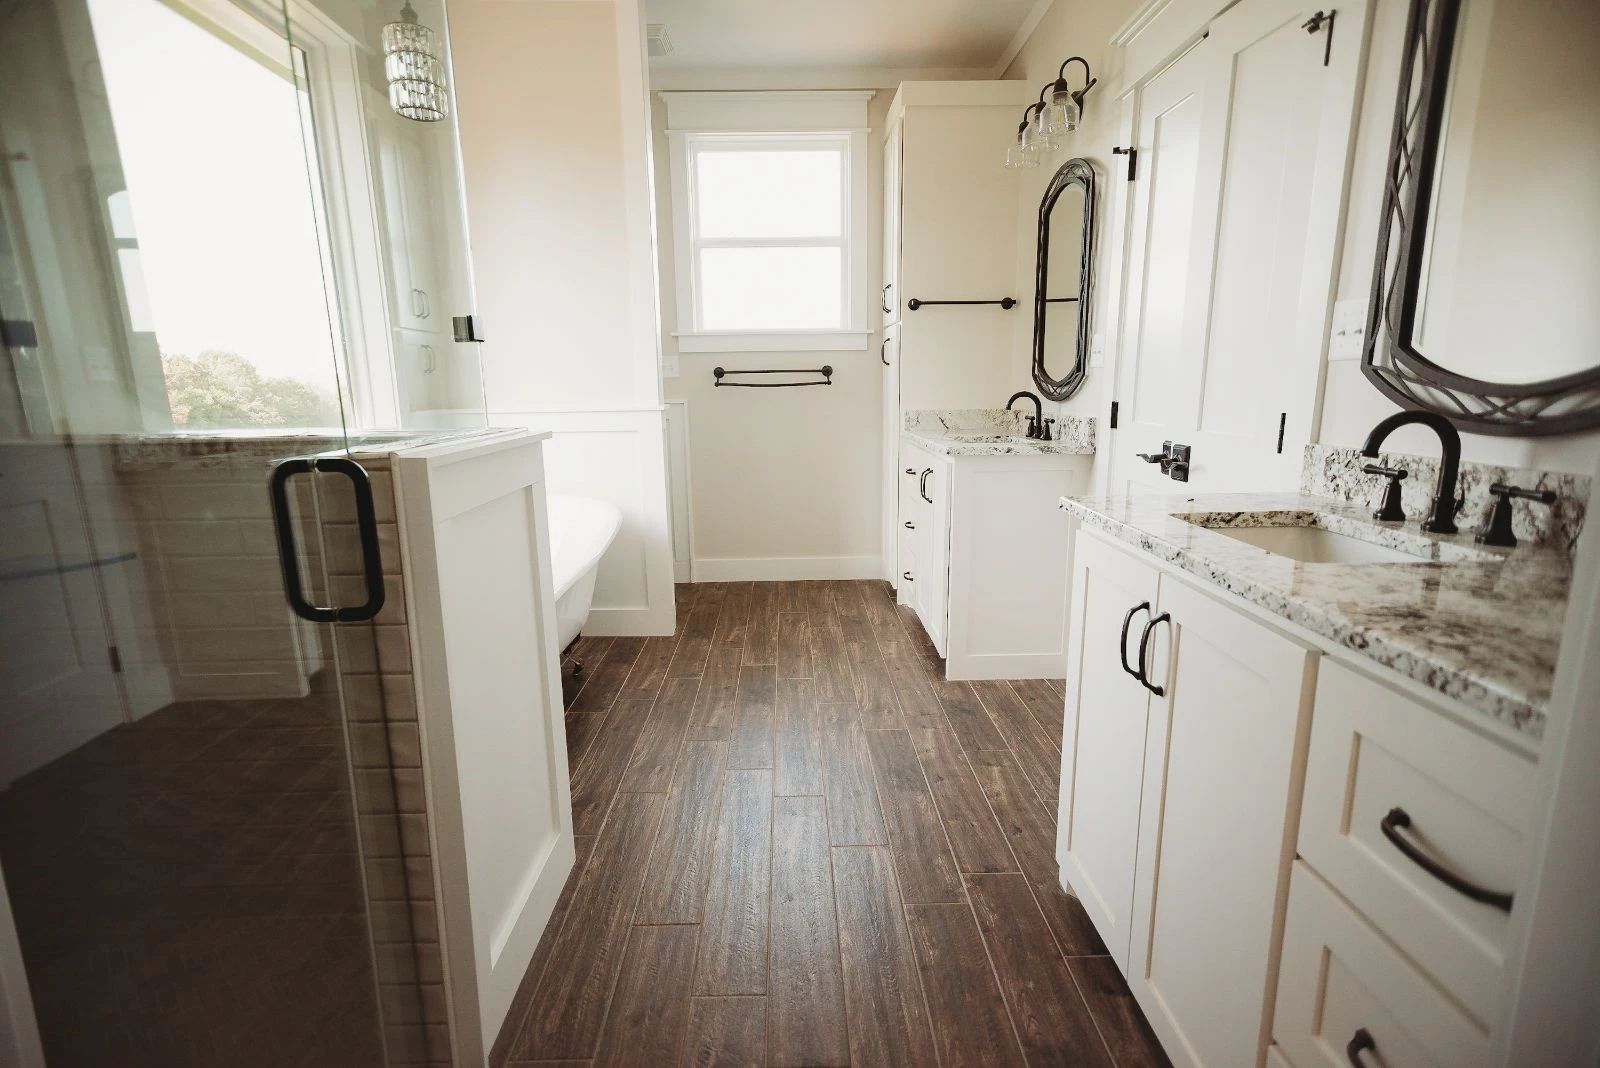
[1057,530,1160,971]
[395,433,575,1065]
[1128,574,1315,1068]
[1112,0,1369,493]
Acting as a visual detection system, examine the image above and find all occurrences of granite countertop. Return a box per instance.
[904,408,1096,457]
[1060,491,1573,741]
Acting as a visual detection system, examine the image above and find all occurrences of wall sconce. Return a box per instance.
[1004,56,1096,169]
[382,2,450,122]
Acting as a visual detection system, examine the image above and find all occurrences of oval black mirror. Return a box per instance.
[1032,158,1095,401]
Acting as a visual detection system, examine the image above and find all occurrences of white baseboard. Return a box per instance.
[583,602,677,637]
[692,555,883,582]
[945,650,1070,681]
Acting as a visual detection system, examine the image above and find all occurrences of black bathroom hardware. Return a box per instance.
[713,365,833,388]
[1007,390,1044,437]
[1119,601,1152,681]
[1360,410,1461,533]
[1302,9,1337,66]
[907,298,1017,311]
[918,468,934,503]
[882,284,893,314]
[1041,417,1056,442]
[880,337,890,366]
[1475,483,1557,548]
[1362,463,1408,522]
[1346,1029,1376,1067]
[1111,146,1137,180]
[1380,806,1514,911]
[270,457,386,624]
[1136,440,1190,481]
[1136,612,1171,696]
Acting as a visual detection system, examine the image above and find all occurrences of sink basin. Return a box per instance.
[1207,524,1424,564]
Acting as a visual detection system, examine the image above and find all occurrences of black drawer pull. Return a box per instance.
[881,336,891,366]
[904,521,915,530]
[1137,612,1171,696]
[1379,807,1514,912]
[1119,602,1151,682]
[1346,1028,1376,1066]
[902,571,914,582]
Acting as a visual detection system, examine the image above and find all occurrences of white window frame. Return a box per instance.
[663,91,872,353]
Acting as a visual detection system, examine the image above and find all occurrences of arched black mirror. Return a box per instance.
[1032,158,1095,401]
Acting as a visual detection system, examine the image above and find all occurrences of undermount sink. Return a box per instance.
[1177,510,1502,565]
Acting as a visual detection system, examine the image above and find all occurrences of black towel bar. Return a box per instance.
[713,365,833,388]
[906,298,1017,310]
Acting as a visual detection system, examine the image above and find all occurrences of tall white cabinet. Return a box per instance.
[879,82,1031,589]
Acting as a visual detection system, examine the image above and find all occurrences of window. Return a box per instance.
[664,92,872,352]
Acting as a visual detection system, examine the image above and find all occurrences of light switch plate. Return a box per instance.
[1328,298,1366,362]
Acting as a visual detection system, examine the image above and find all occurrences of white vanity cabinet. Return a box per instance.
[900,445,1089,677]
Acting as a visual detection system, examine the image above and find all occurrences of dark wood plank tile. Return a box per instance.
[636,741,728,925]
[1070,956,1171,1068]
[911,729,1018,875]
[510,792,666,1061]
[711,581,753,646]
[861,581,905,642]
[880,642,948,731]
[906,902,1027,1068]
[491,835,596,1067]
[847,641,903,728]
[621,635,681,702]
[971,681,1061,803]
[776,612,815,680]
[675,582,700,611]
[774,678,824,796]
[620,676,701,794]
[1010,678,1066,750]
[668,593,724,678]
[1045,678,1066,701]
[810,610,855,703]
[895,603,942,660]
[744,582,780,667]
[934,678,1008,752]
[564,709,608,772]
[969,751,1105,957]
[593,924,698,1068]
[830,580,876,644]
[728,665,775,771]
[695,769,773,995]
[821,704,888,846]
[685,647,742,742]
[571,633,614,663]
[799,579,834,618]
[966,874,1113,1068]
[863,729,963,903]
[777,581,808,614]
[768,796,849,1068]
[683,996,765,1067]
[568,636,647,714]
[570,700,654,836]
[832,846,939,1068]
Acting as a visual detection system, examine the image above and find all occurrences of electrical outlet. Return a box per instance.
[1328,298,1366,362]
[1090,331,1106,366]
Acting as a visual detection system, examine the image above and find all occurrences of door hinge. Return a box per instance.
[1276,412,1287,454]
[1111,146,1138,181]
[1109,400,1120,429]
[1303,9,1336,66]
[108,645,123,673]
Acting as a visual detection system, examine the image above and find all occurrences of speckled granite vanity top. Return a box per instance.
[904,408,1095,457]
[1060,491,1573,740]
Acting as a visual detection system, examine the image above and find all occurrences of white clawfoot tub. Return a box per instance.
[546,493,623,651]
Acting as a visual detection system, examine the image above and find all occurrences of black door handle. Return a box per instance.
[1120,602,1151,681]
[270,457,386,623]
[1379,807,1514,911]
[1137,612,1171,696]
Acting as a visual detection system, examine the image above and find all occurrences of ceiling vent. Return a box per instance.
[646,23,673,58]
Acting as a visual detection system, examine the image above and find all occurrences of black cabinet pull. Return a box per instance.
[904,521,915,530]
[902,571,914,582]
[881,336,891,366]
[1345,1028,1376,1066]
[882,284,893,314]
[1137,612,1171,696]
[919,468,933,503]
[270,457,386,624]
[1120,602,1151,681]
[1380,807,1514,911]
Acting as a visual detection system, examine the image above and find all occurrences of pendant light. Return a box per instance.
[382,2,449,122]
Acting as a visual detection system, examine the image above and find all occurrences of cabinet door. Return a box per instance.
[897,442,927,605]
[882,122,902,326]
[1057,530,1160,971]
[882,323,902,590]
[917,457,950,657]
[1128,575,1315,1068]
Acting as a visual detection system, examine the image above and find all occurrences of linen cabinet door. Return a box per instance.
[1056,530,1160,972]
[1127,575,1315,1068]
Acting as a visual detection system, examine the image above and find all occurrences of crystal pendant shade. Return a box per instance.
[382,4,449,122]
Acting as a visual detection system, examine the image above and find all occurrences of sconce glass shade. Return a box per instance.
[383,3,449,122]
[1018,124,1043,167]
[1041,86,1081,135]
[1030,109,1060,152]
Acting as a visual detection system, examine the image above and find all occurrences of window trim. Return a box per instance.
[668,127,870,353]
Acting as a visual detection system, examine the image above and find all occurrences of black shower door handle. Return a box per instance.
[270,457,386,623]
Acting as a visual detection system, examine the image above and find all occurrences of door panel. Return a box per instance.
[1058,530,1160,970]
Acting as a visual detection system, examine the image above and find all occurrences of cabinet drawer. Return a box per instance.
[1299,661,1535,1025]
[1276,862,1489,1068]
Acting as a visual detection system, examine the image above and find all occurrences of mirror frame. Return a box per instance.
[1032,158,1095,402]
[1363,0,1600,435]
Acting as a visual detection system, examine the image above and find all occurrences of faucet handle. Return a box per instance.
[1025,415,1039,438]
[1362,463,1408,523]
[1041,418,1055,442]
[1475,483,1557,548]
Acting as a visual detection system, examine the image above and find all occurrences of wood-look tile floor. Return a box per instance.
[497,580,1169,1068]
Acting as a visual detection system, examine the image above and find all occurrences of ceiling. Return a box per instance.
[644,0,1045,81]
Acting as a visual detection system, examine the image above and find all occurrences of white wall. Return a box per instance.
[450,0,675,633]
[654,92,889,580]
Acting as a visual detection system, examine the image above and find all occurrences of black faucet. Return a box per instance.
[1007,391,1043,438]
[1359,410,1462,534]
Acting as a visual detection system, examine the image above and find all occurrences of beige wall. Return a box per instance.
[654,93,888,577]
